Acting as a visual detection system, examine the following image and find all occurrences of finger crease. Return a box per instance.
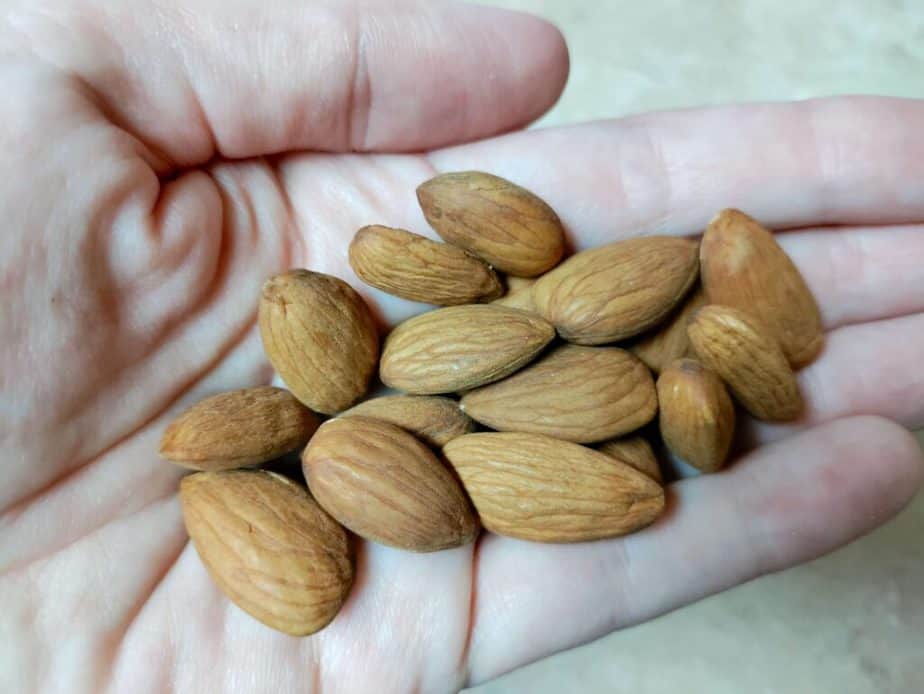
[347,10,372,152]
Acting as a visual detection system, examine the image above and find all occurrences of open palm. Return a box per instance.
[2,1,923,692]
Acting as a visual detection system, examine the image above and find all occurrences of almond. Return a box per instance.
[180,470,353,636]
[444,432,664,543]
[491,276,537,312]
[259,270,379,415]
[532,236,700,344]
[597,436,662,483]
[340,395,474,447]
[160,387,319,471]
[416,171,565,277]
[302,417,479,552]
[657,358,735,473]
[380,304,555,394]
[348,225,502,305]
[460,344,657,443]
[688,305,803,422]
[701,209,823,367]
[630,285,706,373]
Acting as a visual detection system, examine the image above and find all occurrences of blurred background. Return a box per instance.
[467,2,924,693]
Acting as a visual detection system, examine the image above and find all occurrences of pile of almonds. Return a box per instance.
[161,172,822,636]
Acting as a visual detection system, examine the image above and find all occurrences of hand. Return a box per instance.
[1,1,922,692]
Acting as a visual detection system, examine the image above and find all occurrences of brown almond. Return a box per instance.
[160,387,319,471]
[444,432,664,543]
[180,470,353,636]
[416,171,565,277]
[630,285,706,373]
[380,304,555,394]
[259,270,379,415]
[491,276,537,312]
[532,236,700,344]
[657,358,735,473]
[597,436,662,483]
[701,209,823,367]
[461,344,657,443]
[340,395,474,447]
[688,305,803,421]
[348,225,502,305]
[302,417,479,552]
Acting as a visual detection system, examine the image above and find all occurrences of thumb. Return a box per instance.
[13,0,569,164]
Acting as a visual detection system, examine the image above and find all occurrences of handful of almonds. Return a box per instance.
[161,171,822,636]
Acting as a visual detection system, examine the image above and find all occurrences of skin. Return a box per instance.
[1,1,923,692]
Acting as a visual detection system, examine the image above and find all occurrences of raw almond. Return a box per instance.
[340,395,474,447]
[597,436,662,483]
[460,344,657,443]
[630,285,706,373]
[701,209,823,367]
[444,432,664,543]
[348,225,502,305]
[416,171,565,277]
[379,304,555,394]
[491,276,537,312]
[259,270,379,415]
[302,417,479,552]
[180,470,353,636]
[688,305,803,422]
[160,386,319,471]
[657,358,735,473]
[532,236,700,344]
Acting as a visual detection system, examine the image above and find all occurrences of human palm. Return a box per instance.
[2,1,923,692]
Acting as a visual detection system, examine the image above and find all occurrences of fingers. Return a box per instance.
[428,96,924,246]
[465,416,923,684]
[733,224,924,437]
[806,316,924,430]
[12,0,567,164]
[274,97,924,442]
[779,224,924,331]
[751,313,924,445]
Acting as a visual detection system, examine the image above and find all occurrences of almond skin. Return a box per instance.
[259,270,379,415]
[380,304,555,394]
[340,395,474,447]
[701,209,823,367]
[302,417,479,552]
[532,236,700,344]
[444,432,665,543]
[597,436,663,483]
[349,225,503,305]
[180,470,353,636]
[160,387,319,471]
[461,344,657,443]
[688,305,803,422]
[416,171,565,277]
[657,358,735,473]
[491,276,537,312]
[630,285,706,373]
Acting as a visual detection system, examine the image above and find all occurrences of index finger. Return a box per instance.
[428,95,924,247]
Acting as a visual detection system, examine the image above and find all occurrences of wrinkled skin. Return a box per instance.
[1,2,923,692]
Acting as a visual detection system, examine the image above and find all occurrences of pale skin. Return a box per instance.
[1,1,923,692]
